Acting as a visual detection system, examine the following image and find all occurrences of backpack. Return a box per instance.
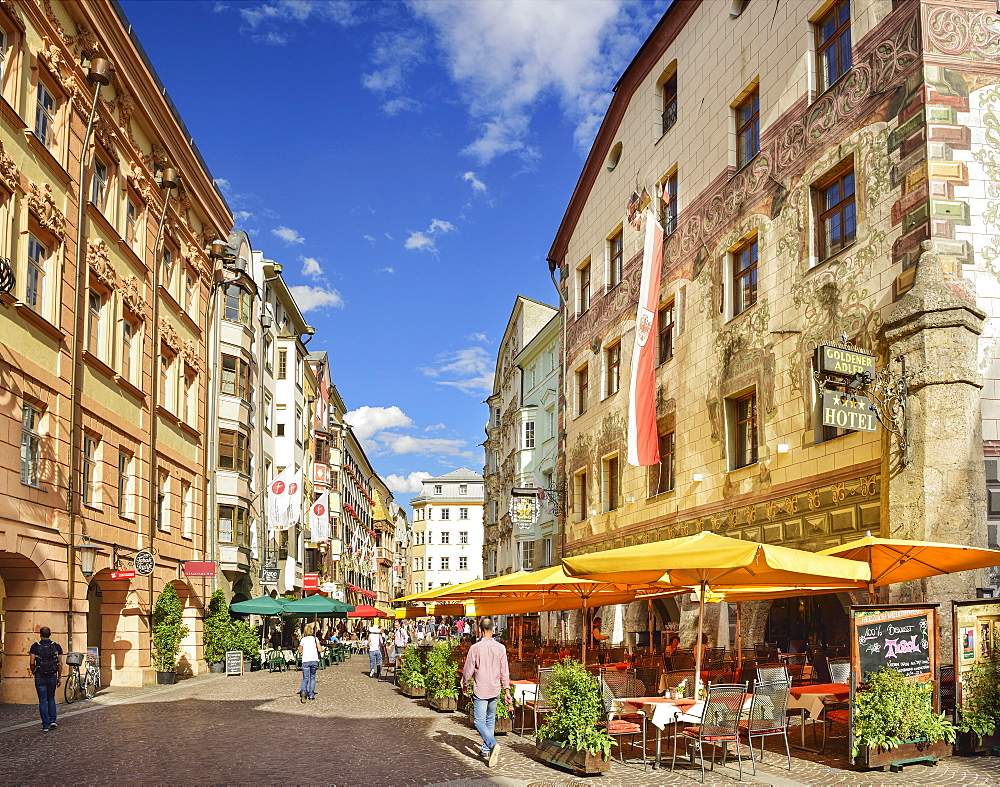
[34,640,59,677]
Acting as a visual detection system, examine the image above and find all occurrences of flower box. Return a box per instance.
[466,706,512,734]
[399,681,425,698]
[855,739,953,771]
[428,695,458,712]
[956,730,1000,756]
[535,737,610,774]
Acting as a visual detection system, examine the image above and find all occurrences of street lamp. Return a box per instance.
[77,540,102,578]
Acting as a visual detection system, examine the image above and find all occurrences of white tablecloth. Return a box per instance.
[510,681,537,704]
[615,698,698,730]
[787,686,847,719]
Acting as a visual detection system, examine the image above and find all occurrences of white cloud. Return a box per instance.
[238,0,357,43]
[234,210,253,223]
[344,405,414,440]
[405,218,457,254]
[385,471,433,494]
[382,97,422,116]
[425,423,447,431]
[300,256,324,279]
[362,31,427,91]
[380,434,473,457]
[377,267,395,274]
[288,285,343,311]
[411,0,656,163]
[421,346,495,395]
[462,171,487,192]
[466,332,488,343]
[214,178,231,190]
[363,234,377,244]
[272,225,305,245]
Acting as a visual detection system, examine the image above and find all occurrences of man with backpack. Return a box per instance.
[28,626,63,731]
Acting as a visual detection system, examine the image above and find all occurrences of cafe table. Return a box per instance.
[509,679,538,705]
[787,682,850,749]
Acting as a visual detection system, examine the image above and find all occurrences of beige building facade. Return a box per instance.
[0,0,230,700]
[551,0,1000,648]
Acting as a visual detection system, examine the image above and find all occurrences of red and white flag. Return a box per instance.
[311,492,331,543]
[267,466,302,532]
[627,207,664,467]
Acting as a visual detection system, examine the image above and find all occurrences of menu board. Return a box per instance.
[855,609,931,679]
[225,650,244,676]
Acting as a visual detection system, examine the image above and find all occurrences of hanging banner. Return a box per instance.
[268,466,302,532]
[311,492,331,543]
[627,206,664,467]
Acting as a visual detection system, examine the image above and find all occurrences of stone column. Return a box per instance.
[883,241,987,657]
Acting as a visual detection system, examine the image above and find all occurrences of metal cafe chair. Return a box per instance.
[519,667,556,736]
[600,678,648,767]
[813,659,852,753]
[664,670,696,698]
[740,680,792,773]
[755,664,790,687]
[671,682,750,783]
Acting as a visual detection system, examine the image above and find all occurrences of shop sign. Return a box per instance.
[818,345,876,377]
[321,582,337,594]
[259,567,279,584]
[134,550,155,576]
[821,391,877,433]
[183,561,216,577]
[303,573,319,590]
[110,570,135,580]
[509,491,540,529]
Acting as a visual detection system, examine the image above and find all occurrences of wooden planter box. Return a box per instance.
[399,681,426,698]
[855,739,953,771]
[465,706,512,735]
[956,730,1000,756]
[429,695,458,712]
[535,737,610,775]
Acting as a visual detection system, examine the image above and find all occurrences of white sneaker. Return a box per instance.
[488,743,500,768]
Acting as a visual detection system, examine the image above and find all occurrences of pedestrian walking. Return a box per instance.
[367,625,384,678]
[298,626,320,702]
[461,617,509,768]
[28,626,63,731]
[389,620,409,662]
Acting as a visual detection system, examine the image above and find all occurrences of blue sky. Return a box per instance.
[120,0,669,501]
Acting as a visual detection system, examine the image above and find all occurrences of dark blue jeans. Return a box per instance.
[300,662,318,698]
[35,677,57,728]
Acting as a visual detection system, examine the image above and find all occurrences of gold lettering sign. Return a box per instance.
[821,391,878,433]
[818,345,876,377]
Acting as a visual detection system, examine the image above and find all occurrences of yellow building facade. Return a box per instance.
[0,0,230,700]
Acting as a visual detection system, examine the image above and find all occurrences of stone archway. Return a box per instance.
[87,569,138,687]
[0,550,58,703]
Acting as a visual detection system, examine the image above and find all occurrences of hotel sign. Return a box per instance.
[818,345,876,377]
[822,392,878,433]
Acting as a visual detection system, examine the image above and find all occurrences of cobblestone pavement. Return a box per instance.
[1,661,1000,785]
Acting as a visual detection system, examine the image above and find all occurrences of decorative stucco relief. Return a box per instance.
[87,239,115,290]
[927,6,1000,60]
[27,182,65,239]
[0,138,19,193]
[158,317,180,352]
[120,275,147,316]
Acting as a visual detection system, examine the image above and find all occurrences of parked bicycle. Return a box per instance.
[64,652,99,703]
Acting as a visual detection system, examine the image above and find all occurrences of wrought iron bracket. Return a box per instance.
[0,256,13,295]
[814,334,909,465]
[112,543,157,570]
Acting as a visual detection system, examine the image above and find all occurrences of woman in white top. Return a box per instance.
[367,625,384,679]
[298,625,321,702]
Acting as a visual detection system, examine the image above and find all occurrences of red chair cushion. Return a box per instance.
[604,720,642,734]
[738,721,783,734]
[682,726,737,742]
[825,709,850,724]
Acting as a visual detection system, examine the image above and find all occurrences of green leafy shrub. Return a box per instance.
[152,583,189,672]
[537,659,613,759]
[425,641,459,699]
[496,687,513,720]
[958,662,1000,744]
[852,667,955,758]
[202,590,230,665]
[228,619,261,661]
[399,646,426,688]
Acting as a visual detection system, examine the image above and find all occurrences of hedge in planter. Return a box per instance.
[536,659,612,773]
[957,662,1000,750]
[152,584,189,681]
[399,646,427,697]
[203,590,230,670]
[425,641,459,711]
[853,666,955,764]
[229,619,261,667]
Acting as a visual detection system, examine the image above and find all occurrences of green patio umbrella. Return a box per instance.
[230,595,287,615]
[281,594,355,618]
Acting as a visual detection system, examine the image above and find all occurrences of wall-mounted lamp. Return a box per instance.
[88,58,114,86]
[776,444,790,454]
[208,239,230,260]
[160,167,179,190]
[692,473,704,483]
[77,540,102,578]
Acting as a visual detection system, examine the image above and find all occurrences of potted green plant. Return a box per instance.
[467,687,513,735]
[152,584,189,684]
[852,667,955,769]
[228,618,261,671]
[956,662,1000,754]
[398,645,427,698]
[425,640,459,711]
[203,590,230,673]
[536,659,613,774]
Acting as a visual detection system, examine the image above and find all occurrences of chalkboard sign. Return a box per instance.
[225,651,243,676]
[855,609,931,679]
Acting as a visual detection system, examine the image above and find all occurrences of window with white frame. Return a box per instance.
[25,235,47,314]
[426,557,433,571]
[121,315,139,385]
[578,259,591,313]
[183,370,196,425]
[160,351,176,412]
[124,196,140,250]
[160,247,174,293]
[459,530,469,543]
[91,158,109,210]
[118,450,134,518]
[602,455,620,512]
[434,484,442,495]
[441,508,450,520]
[181,481,193,539]
[459,508,469,520]
[608,228,624,288]
[524,421,535,449]
[34,81,57,149]
[459,484,467,495]
[440,557,450,571]
[82,434,99,507]
[87,288,105,358]
[157,472,169,531]
[604,342,621,397]
[440,531,450,544]
[21,403,42,487]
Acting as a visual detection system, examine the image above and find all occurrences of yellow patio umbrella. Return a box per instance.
[819,534,1000,598]
[394,572,528,604]
[394,603,466,620]
[563,531,871,689]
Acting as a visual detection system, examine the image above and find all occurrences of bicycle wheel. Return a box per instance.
[64,671,80,704]
[83,668,98,699]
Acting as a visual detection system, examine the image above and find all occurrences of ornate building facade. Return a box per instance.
[550,0,1000,648]
[0,0,230,700]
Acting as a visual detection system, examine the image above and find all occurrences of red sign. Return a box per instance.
[183,561,217,577]
[303,573,319,590]
[111,570,135,580]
